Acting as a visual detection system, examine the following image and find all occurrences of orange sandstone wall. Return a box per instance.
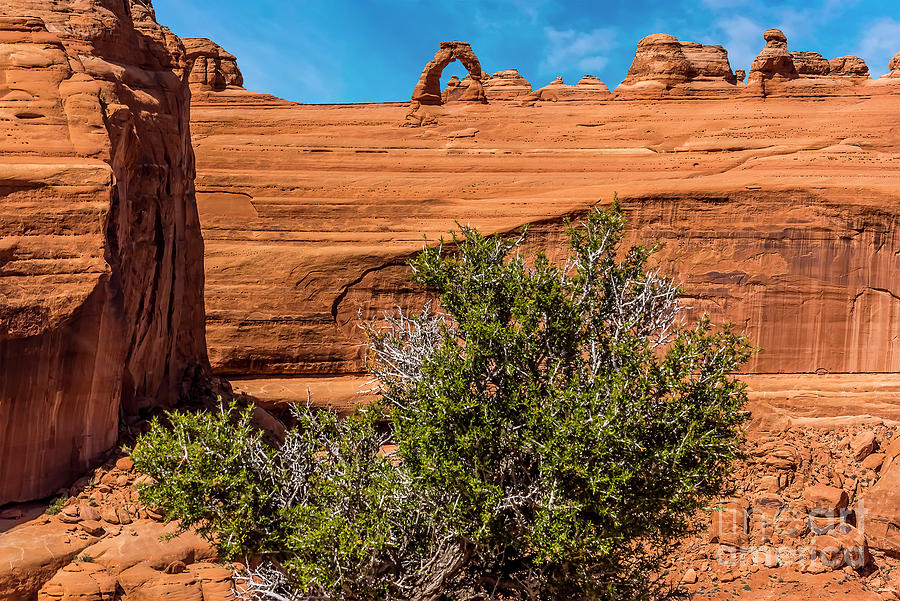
[189,93,900,380]
[0,2,208,504]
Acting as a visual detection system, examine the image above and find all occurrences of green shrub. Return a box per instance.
[132,205,752,601]
[44,497,65,515]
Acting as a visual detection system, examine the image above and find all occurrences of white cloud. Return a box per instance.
[859,17,900,76]
[577,56,609,72]
[542,26,617,76]
[697,0,862,72]
[707,15,764,73]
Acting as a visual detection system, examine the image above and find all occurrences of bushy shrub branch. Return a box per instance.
[132,204,752,601]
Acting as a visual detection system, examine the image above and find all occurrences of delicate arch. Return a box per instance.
[411,41,487,105]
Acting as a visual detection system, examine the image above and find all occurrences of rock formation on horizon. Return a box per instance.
[789,50,871,79]
[791,51,831,76]
[886,51,900,77]
[576,74,611,92]
[528,75,612,101]
[411,40,487,105]
[615,33,737,97]
[747,29,884,96]
[184,37,244,91]
[749,28,799,81]
[829,55,870,77]
[0,1,208,505]
[482,69,533,101]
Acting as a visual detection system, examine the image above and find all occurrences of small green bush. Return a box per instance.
[44,497,65,515]
[132,204,752,601]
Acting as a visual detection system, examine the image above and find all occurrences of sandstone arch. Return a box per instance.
[411,40,487,105]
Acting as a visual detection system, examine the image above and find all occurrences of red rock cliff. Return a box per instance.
[0,1,208,504]
[188,53,900,405]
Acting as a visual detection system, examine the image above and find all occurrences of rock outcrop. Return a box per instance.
[1,454,225,600]
[858,442,900,555]
[748,28,798,82]
[0,1,208,505]
[791,51,831,76]
[828,55,869,77]
[184,37,243,91]
[482,69,532,101]
[576,75,611,93]
[188,86,900,403]
[671,421,900,596]
[441,75,464,102]
[411,40,486,105]
[528,75,611,101]
[886,51,900,78]
[616,34,736,97]
[749,30,884,96]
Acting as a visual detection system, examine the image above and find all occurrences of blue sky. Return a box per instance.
[153,0,900,103]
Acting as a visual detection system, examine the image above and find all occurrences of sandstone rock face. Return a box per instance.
[829,56,869,77]
[189,89,900,399]
[0,1,208,505]
[887,52,900,78]
[749,28,798,82]
[441,75,464,102]
[748,30,883,97]
[0,518,101,600]
[482,69,532,101]
[411,40,486,105]
[616,33,735,97]
[529,75,612,101]
[38,562,116,601]
[621,33,694,86]
[859,457,900,554]
[442,74,490,103]
[576,75,611,93]
[183,37,243,91]
[791,51,831,75]
[680,41,735,80]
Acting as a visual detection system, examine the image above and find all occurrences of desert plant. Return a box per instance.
[44,496,66,515]
[132,204,752,601]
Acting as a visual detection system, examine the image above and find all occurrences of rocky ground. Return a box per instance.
[0,454,234,601]
[669,422,900,600]
[4,404,900,600]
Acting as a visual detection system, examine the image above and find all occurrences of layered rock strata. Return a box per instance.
[616,33,737,97]
[0,1,208,505]
[829,55,869,76]
[188,87,900,402]
[749,31,879,96]
[528,75,612,101]
[791,51,831,76]
[482,69,533,101]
